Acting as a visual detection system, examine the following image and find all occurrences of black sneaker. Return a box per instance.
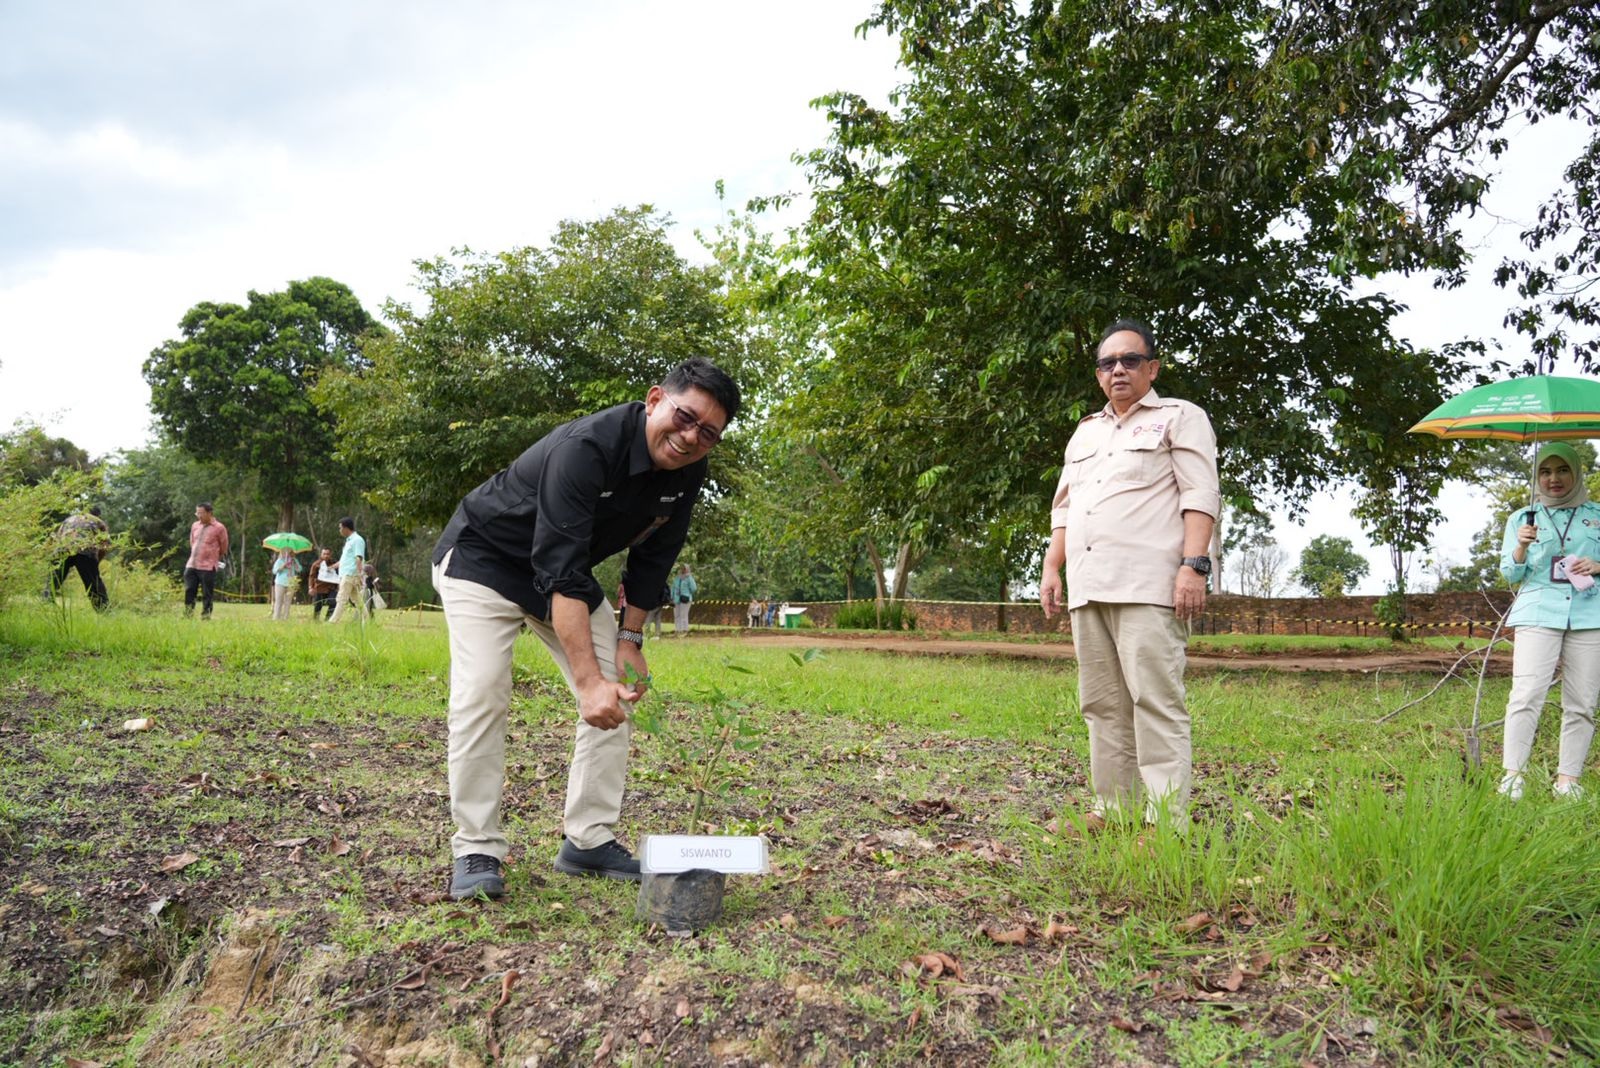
[554,838,641,881]
[450,854,505,900]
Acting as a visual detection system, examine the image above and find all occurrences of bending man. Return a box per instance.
[431,359,740,899]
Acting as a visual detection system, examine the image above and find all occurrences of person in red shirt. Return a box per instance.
[184,502,230,618]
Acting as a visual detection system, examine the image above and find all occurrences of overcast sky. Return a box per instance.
[0,2,1581,593]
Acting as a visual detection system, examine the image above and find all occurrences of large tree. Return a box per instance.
[1292,535,1371,598]
[143,277,380,531]
[770,0,1598,579]
[315,207,756,528]
[0,424,92,487]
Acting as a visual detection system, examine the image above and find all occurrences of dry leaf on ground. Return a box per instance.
[1110,1016,1145,1034]
[902,951,966,982]
[159,851,199,873]
[1174,911,1213,935]
[980,924,1033,946]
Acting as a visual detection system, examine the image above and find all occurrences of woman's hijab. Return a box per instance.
[1533,442,1590,510]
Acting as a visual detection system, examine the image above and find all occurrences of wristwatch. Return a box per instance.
[617,628,644,648]
[1181,556,1213,576]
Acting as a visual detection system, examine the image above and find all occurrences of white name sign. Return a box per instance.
[639,835,769,875]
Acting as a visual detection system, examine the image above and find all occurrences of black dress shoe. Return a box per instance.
[450,853,505,900]
[554,838,641,881]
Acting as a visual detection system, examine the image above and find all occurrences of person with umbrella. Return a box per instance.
[269,548,303,620]
[262,533,312,621]
[1497,443,1600,800]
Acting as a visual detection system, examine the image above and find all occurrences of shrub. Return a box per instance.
[834,600,917,631]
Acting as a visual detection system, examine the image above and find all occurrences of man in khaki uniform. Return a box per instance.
[1040,319,1219,828]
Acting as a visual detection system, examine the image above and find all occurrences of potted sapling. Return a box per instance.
[627,651,816,933]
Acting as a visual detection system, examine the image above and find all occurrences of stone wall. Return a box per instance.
[691,590,1514,638]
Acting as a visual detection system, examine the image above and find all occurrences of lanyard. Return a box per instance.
[1538,505,1580,552]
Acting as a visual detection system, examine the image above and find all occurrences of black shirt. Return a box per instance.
[432,402,703,619]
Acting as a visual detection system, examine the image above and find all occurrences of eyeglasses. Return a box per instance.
[1095,353,1155,373]
[662,395,724,446]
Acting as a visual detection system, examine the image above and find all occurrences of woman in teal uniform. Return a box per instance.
[1497,443,1600,799]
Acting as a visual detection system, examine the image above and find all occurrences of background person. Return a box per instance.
[48,506,110,611]
[668,563,698,637]
[430,358,740,900]
[307,548,339,620]
[644,581,668,639]
[270,548,301,620]
[1497,442,1600,800]
[326,517,366,623]
[747,596,761,627]
[363,560,381,616]
[1039,318,1219,830]
[183,502,230,619]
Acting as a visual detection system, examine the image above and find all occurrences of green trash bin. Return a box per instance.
[783,612,799,629]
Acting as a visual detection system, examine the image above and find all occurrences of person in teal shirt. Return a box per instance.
[270,549,302,621]
[328,517,368,624]
[1497,442,1600,800]
[668,563,698,637]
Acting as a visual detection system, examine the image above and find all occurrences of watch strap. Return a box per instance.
[617,628,644,647]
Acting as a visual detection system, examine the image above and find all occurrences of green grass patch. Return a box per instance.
[0,604,1592,1066]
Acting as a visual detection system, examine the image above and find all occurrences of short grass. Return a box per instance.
[1,597,1595,1066]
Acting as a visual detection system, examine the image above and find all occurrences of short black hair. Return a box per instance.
[1099,318,1157,362]
[197,501,214,512]
[339,516,356,531]
[662,358,741,424]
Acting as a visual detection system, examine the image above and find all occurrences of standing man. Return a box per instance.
[326,517,366,623]
[183,502,230,619]
[307,547,339,620]
[668,563,698,637]
[1039,319,1219,830]
[431,358,740,900]
[49,506,111,611]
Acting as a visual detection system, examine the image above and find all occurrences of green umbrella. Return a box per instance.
[262,532,313,552]
[1409,374,1600,442]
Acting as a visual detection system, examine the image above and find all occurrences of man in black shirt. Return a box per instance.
[431,358,740,900]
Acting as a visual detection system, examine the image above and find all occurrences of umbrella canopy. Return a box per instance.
[1409,374,1600,441]
[262,532,313,552]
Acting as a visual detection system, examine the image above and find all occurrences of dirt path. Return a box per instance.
[727,629,1503,674]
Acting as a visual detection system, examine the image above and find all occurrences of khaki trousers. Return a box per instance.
[270,584,292,620]
[433,553,632,859]
[1070,602,1192,823]
[1503,626,1600,779]
[327,574,364,622]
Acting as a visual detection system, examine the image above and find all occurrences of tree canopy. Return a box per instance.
[0,424,92,487]
[142,277,380,530]
[315,207,756,529]
[1292,535,1371,598]
[753,0,1599,597]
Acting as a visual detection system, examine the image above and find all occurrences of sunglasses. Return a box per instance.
[1095,353,1155,372]
[663,395,724,446]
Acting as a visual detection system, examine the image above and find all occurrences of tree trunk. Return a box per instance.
[278,500,295,534]
[890,542,918,601]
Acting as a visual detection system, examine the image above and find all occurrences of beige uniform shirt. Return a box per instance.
[1050,389,1220,610]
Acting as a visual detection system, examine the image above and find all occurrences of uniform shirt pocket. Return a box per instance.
[1111,435,1165,484]
[1064,446,1099,492]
